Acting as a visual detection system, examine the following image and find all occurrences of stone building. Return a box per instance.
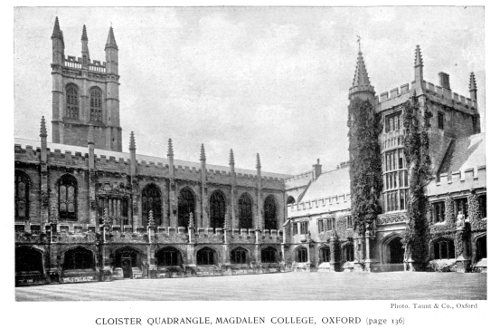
[286,45,486,273]
[14,19,288,286]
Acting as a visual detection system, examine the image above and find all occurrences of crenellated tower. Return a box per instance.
[50,17,122,152]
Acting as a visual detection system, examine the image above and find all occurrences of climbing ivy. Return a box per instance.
[402,93,432,268]
[348,98,383,236]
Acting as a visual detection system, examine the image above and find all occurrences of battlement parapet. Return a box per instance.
[377,82,413,104]
[285,170,313,182]
[422,80,477,112]
[427,166,486,197]
[288,193,351,214]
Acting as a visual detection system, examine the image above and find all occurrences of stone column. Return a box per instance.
[167,139,177,227]
[39,117,49,226]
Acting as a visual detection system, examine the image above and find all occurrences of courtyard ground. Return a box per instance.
[15,271,487,301]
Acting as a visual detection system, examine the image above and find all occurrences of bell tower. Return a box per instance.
[51,17,122,152]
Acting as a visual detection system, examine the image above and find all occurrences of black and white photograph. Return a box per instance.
[4,1,497,328]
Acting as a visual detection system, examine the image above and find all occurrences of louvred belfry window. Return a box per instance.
[65,84,79,119]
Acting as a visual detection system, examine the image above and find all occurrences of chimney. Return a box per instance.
[439,72,450,90]
[312,158,322,180]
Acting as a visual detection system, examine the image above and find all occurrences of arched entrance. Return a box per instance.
[15,247,44,285]
[319,246,330,263]
[387,237,404,264]
[156,247,182,267]
[196,247,217,265]
[63,247,95,270]
[476,235,487,260]
[114,247,141,278]
[261,247,278,263]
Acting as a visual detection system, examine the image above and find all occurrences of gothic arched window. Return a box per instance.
[63,247,94,270]
[238,193,253,229]
[90,87,103,122]
[65,84,79,119]
[15,171,30,221]
[286,195,296,205]
[230,247,247,264]
[261,247,277,263]
[264,195,278,230]
[196,247,216,265]
[58,174,77,220]
[156,247,182,267]
[209,191,226,228]
[178,187,195,228]
[142,184,162,227]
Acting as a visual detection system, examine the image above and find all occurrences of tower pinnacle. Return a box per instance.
[349,46,375,98]
[469,72,478,102]
[51,16,63,40]
[256,153,261,170]
[414,45,423,67]
[200,144,206,162]
[414,45,424,83]
[81,24,88,41]
[129,131,136,150]
[40,116,47,138]
[229,149,235,167]
[167,138,174,157]
[105,26,118,50]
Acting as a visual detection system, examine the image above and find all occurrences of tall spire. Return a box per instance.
[129,131,136,151]
[81,24,88,41]
[200,144,206,162]
[105,26,118,50]
[51,16,63,40]
[349,44,374,98]
[167,138,174,157]
[39,116,47,138]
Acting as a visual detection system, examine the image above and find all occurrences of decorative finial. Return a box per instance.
[81,24,88,41]
[469,72,477,91]
[200,144,206,162]
[357,34,361,53]
[167,138,174,157]
[40,116,47,138]
[256,153,261,170]
[414,45,423,67]
[189,212,194,228]
[129,131,136,150]
[229,149,235,167]
[148,209,155,228]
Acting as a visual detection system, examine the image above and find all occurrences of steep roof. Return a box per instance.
[437,133,485,174]
[300,166,350,203]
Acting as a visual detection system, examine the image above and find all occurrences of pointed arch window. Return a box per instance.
[15,171,30,221]
[90,87,102,122]
[63,247,94,270]
[58,174,77,220]
[264,195,278,230]
[141,184,162,227]
[178,188,196,228]
[238,193,253,229]
[230,247,247,264]
[261,247,277,263]
[209,191,226,228]
[65,84,79,119]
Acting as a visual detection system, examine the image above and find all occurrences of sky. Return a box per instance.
[13,6,485,175]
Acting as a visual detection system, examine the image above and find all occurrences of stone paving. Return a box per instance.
[16,271,487,301]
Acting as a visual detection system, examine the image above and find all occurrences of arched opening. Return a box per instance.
[58,174,78,221]
[15,171,30,221]
[261,247,278,263]
[238,193,253,229]
[432,239,455,260]
[156,247,182,267]
[319,246,330,263]
[196,247,216,265]
[264,195,278,230]
[342,243,354,262]
[387,237,404,263]
[63,247,95,270]
[65,83,79,119]
[16,247,43,274]
[114,247,141,279]
[178,187,196,228]
[286,196,295,205]
[295,246,308,263]
[89,87,102,122]
[209,190,226,228]
[142,183,162,227]
[230,247,248,264]
[476,235,487,260]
